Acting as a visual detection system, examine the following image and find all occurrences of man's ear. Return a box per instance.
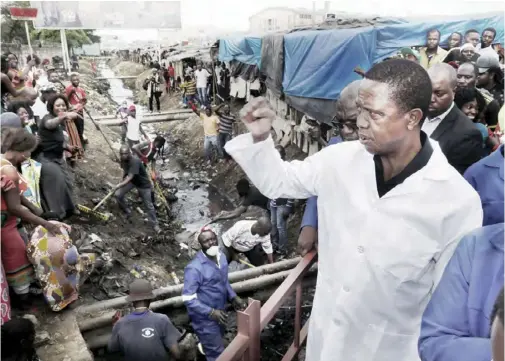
[406,109,423,130]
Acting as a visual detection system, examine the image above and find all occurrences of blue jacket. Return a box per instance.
[300,136,342,230]
[182,251,236,329]
[418,223,504,361]
[464,145,504,226]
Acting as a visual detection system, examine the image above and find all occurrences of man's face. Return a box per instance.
[465,32,480,48]
[356,80,411,155]
[120,149,130,162]
[428,74,455,118]
[426,31,440,50]
[7,54,17,68]
[482,30,495,48]
[456,64,477,89]
[205,108,212,116]
[448,33,462,49]
[491,318,504,361]
[71,76,79,87]
[49,72,59,83]
[197,64,202,70]
[223,105,230,115]
[199,231,217,251]
[335,93,360,142]
[477,70,491,87]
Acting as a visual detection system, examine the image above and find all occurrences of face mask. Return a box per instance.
[206,245,219,257]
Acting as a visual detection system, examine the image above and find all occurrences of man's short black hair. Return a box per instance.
[427,29,441,38]
[1,318,36,358]
[364,59,432,121]
[482,27,497,39]
[236,178,250,196]
[491,287,504,326]
[459,61,479,77]
[465,29,479,36]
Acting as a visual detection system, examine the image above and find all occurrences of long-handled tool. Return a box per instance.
[238,259,255,268]
[147,165,171,217]
[60,81,120,162]
[77,190,115,221]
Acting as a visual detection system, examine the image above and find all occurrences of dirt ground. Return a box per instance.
[32,58,313,360]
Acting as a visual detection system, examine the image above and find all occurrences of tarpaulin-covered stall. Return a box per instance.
[282,27,375,123]
[260,34,285,98]
[374,14,504,62]
[218,36,262,67]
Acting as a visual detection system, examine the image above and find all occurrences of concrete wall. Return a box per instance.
[1,43,63,66]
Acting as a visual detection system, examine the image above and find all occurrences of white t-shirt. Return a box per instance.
[32,97,48,119]
[126,116,141,141]
[194,69,210,89]
[222,220,273,254]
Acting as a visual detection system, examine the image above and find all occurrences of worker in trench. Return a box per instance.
[220,216,274,266]
[182,228,247,361]
[115,145,161,233]
[108,279,196,361]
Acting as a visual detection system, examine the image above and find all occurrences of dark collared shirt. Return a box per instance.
[374,132,434,197]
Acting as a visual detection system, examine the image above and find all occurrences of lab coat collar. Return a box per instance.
[482,145,504,180]
[359,136,453,200]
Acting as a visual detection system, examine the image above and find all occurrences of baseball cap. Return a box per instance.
[128,105,136,111]
[125,279,155,302]
[40,83,56,93]
[476,53,500,74]
[399,47,421,61]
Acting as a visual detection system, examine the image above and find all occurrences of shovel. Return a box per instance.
[77,190,115,221]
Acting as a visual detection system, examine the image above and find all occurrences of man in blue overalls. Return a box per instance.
[182,228,246,360]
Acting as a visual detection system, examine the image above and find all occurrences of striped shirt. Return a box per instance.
[217,112,235,134]
[181,81,196,95]
[270,198,294,208]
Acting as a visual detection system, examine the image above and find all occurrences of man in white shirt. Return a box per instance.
[125,105,147,148]
[224,59,483,361]
[221,217,273,266]
[194,63,210,108]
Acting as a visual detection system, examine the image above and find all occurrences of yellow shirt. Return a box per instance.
[419,46,448,69]
[200,114,219,136]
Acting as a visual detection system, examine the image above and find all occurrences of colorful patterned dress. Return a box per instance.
[27,225,95,311]
[0,158,35,295]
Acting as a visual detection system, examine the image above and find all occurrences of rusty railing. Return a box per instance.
[217,250,317,361]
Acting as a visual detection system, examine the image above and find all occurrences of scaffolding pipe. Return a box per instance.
[96,115,190,126]
[82,267,317,349]
[77,258,301,316]
[93,109,193,121]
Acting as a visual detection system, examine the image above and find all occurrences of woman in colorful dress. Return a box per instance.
[1,128,67,305]
[27,223,95,311]
[1,175,16,324]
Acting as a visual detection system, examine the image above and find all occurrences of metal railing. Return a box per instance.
[217,251,318,361]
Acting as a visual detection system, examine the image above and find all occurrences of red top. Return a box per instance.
[168,66,175,77]
[65,85,87,106]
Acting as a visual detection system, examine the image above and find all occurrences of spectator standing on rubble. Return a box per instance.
[183,228,246,361]
[109,279,188,361]
[65,72,87,145]
[420,29,448,69]
[115,145,160,233]
[299,80,361,255]
[214,103,235,161]
[424,63,483,174]
[195,63,211,108]
[221,217,274,266]
[125,105,148,148]
[189,104,221,162]
[418,223,504,361]
[146,68,163,113]
[180,76,197,107]
[225,59,483,361]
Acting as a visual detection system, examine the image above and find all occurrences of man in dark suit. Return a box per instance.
[422,63,483,174]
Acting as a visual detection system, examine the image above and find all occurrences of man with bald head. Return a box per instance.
[221,216,274,265]
[298,80,361,254]
[424,63,483,174]
[224,59,482,361]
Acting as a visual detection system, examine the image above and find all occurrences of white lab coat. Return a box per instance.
[225,135,483,361]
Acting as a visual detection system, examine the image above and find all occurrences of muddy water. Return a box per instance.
[100,63,233,236]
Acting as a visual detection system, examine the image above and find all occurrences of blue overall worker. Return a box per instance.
[182,228,246,360]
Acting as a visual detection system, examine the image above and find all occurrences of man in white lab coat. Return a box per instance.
[224,59,483,361]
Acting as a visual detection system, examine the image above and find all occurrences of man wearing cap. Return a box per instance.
[476,54,504,107]
[182,228,246,361]
[125,104,148,148]
[399,47,420,63]
[108,279,184,361]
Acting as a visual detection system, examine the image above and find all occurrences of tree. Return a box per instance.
[1,1,34,44]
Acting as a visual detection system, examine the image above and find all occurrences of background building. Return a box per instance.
[249,3,332,33]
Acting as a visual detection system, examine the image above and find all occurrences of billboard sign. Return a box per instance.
[30,1,181,29]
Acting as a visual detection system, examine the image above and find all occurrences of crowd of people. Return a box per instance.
[1,23,504,361]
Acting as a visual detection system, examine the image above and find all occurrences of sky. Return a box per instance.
[82,0,504,40]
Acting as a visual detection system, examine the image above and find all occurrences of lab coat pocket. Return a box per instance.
[361,324,418,361]
[364,214,439,283]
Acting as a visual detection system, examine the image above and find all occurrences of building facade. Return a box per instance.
[249,7,328,33]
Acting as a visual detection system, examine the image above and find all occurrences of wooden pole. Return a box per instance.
[24,21,33,59]
[96,115,190,126]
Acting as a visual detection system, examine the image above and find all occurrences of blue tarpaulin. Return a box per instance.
[283,27,375,101]
[218,36,262,67]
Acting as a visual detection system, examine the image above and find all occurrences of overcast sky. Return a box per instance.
[95,0,504,40]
